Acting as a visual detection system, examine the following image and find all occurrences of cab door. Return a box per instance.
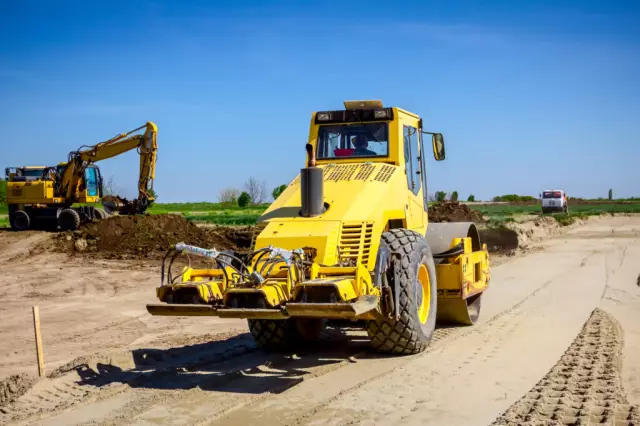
[401,119,425,232]
[84,167,99,197]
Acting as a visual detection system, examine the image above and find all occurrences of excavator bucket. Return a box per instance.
[103,195,149,215]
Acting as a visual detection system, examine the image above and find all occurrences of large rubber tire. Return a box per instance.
[58,208,81,231]
[248,318,323,352]
[9,210,31,231]
[94,208,108,220]
[366,228,438,355]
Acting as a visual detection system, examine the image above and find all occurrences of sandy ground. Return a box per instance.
[0,217,639,425]
[0,231,248,381]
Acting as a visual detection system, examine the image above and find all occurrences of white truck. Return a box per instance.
[541,189,568,214]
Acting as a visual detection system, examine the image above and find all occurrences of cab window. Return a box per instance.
[317,123,389,159]
[403,125,421,196]
[84,167,99,197]
[419,131,428,209]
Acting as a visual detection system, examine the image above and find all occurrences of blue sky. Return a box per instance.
[1,0,639,202]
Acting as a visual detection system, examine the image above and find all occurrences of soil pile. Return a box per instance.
[478,228,519,255]
[0,374,37,407]
[56,214,254,260]
[429,201,486,223]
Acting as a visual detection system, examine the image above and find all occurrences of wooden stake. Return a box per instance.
[32,306,45,377]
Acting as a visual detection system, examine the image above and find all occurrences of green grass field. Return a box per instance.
[147,202,268,226]
[147,202,270,214]
[176,201,640,227]
[473,202,640,227]
[473,203,640,216]
[147,202,267,225]
[183,212,262,225]
[1,200,639,228]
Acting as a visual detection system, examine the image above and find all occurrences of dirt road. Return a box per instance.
[1,217,639,425]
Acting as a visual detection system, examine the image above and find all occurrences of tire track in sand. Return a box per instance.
[491,309,640,426]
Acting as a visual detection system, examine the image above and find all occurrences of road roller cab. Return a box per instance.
[148,100,490,355]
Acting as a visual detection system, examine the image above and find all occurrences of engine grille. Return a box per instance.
[290,164,396,185]
[374,165,395,182]
[338,222,374,265]
[325,164,358,181]
[354,164,376,180]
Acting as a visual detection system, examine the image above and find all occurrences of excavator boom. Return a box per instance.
[59,122,158,214]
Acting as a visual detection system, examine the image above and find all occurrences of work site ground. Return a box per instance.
[1,215,640,426]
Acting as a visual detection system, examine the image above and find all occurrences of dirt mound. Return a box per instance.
[507,216,561,246]
[0,374,37,407]
[478,228,519,254]
[56,214,254,260]
[479,216,562,256]
[429,201,486,223]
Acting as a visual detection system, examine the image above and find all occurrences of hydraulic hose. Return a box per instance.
[432,242,465,259]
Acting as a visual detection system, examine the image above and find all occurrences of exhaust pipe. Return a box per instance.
[300,144,324,217]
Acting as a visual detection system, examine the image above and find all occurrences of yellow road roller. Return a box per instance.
[147,100,490,354]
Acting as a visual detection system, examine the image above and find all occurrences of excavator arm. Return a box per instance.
[57,122,158,214]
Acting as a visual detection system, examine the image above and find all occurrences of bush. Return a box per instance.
[147,188,158,206]
[467,194,475,202]
[486,215,516,227]
[435,191,447,202]
[218,187,240,203]
[492,194,536,203]
[553,214,576,226]
[238,191,251,207]
[451,191,459,201]
[272,184,287,201]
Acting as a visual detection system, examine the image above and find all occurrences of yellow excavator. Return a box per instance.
[5,122,157,231]
[147,101,490,355]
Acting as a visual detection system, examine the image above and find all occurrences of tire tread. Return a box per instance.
[248,319,293,352]
[366,228,435,355]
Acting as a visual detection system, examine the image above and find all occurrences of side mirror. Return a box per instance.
[432,133,445,161]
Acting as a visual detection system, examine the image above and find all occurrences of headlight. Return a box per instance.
[317,112,331,121]
[374,110,388,118]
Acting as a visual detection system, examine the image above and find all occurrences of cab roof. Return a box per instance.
[341,99,420,118]
[314,100,421,125]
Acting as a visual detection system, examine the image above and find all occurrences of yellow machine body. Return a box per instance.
[148,101,490,354]
[6,164,101,206]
